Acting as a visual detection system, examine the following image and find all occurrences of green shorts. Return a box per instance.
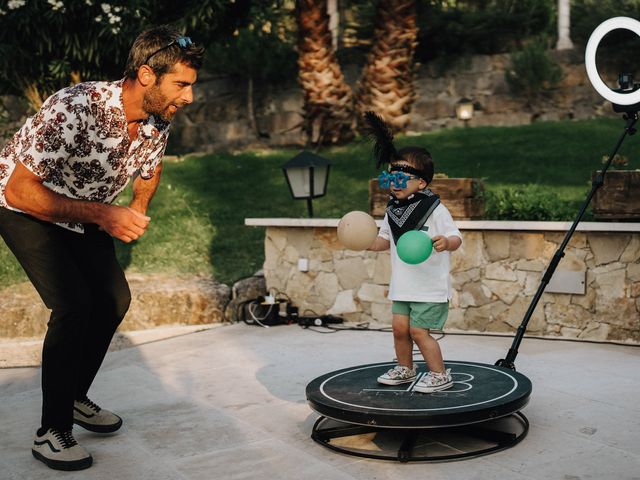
[391,301,449,330]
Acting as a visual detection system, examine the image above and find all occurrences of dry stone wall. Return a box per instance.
[169,50,608,152]
[0,274,231,340]
[262,225,640,344]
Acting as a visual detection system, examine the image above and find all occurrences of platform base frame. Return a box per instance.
[311,411,529,463]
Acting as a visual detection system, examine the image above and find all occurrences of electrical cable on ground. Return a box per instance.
[240,289,639,348]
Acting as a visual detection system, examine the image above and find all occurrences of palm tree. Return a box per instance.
[295,0,355,145]
[356,0,417,132]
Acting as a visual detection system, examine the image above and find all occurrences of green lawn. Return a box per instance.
[0,117,635,287]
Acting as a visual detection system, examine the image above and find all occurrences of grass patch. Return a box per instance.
[0,117,634,287]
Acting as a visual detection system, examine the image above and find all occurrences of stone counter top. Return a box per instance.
[245,218,640,232]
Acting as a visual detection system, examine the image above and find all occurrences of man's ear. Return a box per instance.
[137,65,156,87]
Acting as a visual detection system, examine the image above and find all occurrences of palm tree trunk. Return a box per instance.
[356,0,418,132]
[295,0,355,145]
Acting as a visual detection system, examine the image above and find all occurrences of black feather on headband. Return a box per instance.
[363,111,399,169]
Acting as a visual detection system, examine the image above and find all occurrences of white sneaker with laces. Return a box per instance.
[32,428,93,471]
[377,365,417,385]
[414,369,453,393]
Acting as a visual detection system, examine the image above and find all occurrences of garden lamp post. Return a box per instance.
[456,98,474,127]
[282,150,331,217]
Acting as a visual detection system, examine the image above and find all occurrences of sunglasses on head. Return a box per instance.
[144,36,194,65]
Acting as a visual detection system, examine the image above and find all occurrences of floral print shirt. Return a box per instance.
[0,79,170,233]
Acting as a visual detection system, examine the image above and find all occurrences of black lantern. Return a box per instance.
[282,150,331,217]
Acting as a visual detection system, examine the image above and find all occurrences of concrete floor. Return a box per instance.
[1,323,639,480]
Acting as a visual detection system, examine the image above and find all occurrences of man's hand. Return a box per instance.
[97,205,150,243]
[6,162,153,242]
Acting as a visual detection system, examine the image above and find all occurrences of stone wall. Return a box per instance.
[169,50,608,152]
[0,274,231,340]
[257,221,640,344]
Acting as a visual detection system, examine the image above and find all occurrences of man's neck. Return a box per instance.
[122,78,148,125]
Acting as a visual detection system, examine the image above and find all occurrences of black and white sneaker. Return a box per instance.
[74,397,123,433]
[32,428,93,471]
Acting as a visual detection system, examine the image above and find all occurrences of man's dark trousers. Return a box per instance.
[0,207,130,431]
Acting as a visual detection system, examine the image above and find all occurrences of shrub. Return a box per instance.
[505,40,562,107]
[415,0,554,62]
[485,185,580,221]
[205,7,297,85]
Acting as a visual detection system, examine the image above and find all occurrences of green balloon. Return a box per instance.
[397,230,433,264]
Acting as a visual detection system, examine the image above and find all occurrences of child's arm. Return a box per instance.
[368,236,390,251]
[432,235,462,253]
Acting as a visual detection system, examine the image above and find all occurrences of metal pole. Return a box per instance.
[496,112,638,370]
[308,166,315,217]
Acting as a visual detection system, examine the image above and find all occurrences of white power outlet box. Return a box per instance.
[298,258,309,272]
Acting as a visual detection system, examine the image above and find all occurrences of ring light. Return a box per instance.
[585,16,640,105]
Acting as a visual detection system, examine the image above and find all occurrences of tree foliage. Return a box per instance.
[0,0,251,109]
[205,2,297,85]
[571,0,640,75]
[415,0,555,62]
[340,0,554,63]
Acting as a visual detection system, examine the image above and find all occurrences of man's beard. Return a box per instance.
[142,84,175,122]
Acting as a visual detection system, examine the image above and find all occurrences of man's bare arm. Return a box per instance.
[129,162,162,215]
[5,162,150,243]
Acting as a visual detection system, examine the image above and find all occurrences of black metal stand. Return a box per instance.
[496,112,638,370]
[311,412,529,462]
[306,197,314,217]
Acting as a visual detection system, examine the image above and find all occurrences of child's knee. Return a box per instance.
[393,326,411,340]
[409,326,425,338]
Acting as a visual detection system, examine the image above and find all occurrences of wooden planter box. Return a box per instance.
[592,170,640,221]
[369,177,485,219]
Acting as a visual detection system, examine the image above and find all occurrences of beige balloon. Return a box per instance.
[337,211,378,250]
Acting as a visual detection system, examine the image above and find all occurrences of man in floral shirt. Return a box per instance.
[0,26,203,471]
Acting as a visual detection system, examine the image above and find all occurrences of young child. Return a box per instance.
[365,112,462,393]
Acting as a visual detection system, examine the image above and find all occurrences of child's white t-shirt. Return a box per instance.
[378,203,462,302]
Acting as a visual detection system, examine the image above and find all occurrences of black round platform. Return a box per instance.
[306,361,532,462]
[306,361,532,428]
